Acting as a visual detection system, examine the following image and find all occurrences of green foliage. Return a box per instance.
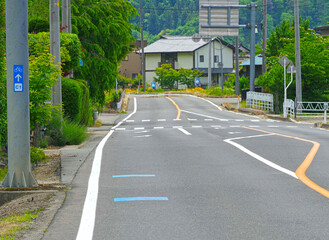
[154,64,203,89]
[46,117,88,146]
[30,147,46,163]
[0,0,6,148]
[0,167,7,181]
[29,32,81,75]
[62,78,90,125]
[29,50,61,131]
[205,86,235,96]
[28,18,49,33]
[72,0,137,108]
[117,75,140,88]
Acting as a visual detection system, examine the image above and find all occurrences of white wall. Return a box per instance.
[195,40,233,69]
[176,52,193,69]
[145,53,161,71]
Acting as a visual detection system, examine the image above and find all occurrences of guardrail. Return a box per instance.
[296,101,328,123]
[246,91,274,112]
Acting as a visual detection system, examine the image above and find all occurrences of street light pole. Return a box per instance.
[262,0,267,74]
[3,0,38,188]
[139,0,146,92]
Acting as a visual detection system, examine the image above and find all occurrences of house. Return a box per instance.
[141,36,235,87]
[314,25,329,35]
[240,56,263,79]
[118,40,147,80]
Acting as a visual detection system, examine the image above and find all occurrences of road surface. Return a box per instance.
[44,95,329,240]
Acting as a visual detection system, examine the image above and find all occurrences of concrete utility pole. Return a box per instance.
[249,2,256,92]
[62,0,69,33]
[139,0,146,92]
[208,40,212,88]
[235,36,239,96]
[294,0,302,102]
[262,0,267,74]
[3,0,38,187]
[50,0,62,108]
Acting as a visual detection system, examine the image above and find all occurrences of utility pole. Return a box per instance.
[262,0,267,74]
[249,3,256,91]
[3,0,38,187]
[62,0,69,33]
[208,39,212,88]
[50,0,62,109]
[68,0,72,33]
[235,36,239,96]
[139,0,146,92]
[294,0,302,102]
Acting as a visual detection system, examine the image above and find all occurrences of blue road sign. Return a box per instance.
[194,78,200,86]
[13,65,23,92]
[151,82,156,89]
[80,59,83,67]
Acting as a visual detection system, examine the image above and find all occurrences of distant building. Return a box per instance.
[140,36,235,87]
[118,40,147,80]
[314,25,329,35]
[240,56,263,79]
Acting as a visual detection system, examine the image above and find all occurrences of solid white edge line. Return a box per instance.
[224,134,298,179]
[76,97,137,240]
[177,128,192,135]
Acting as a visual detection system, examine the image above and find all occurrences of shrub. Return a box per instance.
[30,147,46,164]
[28,18,49,33]
[62,78,83,122]
[62,119,88,145]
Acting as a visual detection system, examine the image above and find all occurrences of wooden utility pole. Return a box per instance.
[262,0,267,74]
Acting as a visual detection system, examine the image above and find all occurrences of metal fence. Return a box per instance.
[284,99,295,117]
[296,101,328,123]
[246,91,274,112]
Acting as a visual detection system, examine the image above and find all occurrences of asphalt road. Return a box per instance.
[44,95,329,240]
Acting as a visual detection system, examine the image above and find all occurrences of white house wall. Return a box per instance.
[195,41,233,69]
[145,53,161,84]
[176,52,193,69]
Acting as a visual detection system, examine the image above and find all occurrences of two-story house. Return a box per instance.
[141,36,235,88]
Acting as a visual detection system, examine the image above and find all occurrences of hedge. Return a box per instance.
[62,78,90,125]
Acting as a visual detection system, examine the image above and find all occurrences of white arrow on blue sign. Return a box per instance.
[13,65,23,92]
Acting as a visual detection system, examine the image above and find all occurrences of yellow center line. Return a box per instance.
[243,126,329,199]
[166,97,181,120]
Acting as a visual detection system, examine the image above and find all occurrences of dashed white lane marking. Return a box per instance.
[230,125,241,128]
[286,126,298,128]
[228,132,241,134]
[158,119,166,122]
[224,134,298,179]
[182,110,227,121]
[235,119,244,122]
[76,97,138,240]
[173,126,183,128]
[177,128,192,135]
[134,127,145,130]
[268,126,279,128]
[249,125,260,128]
[220,119,229,122]
[192,126,202,128]
[251,119,260,122]
[173,119,182,121]
[142,119,150,122]
[126,120,134,123]
[135,135,151,138]
[154,127,164,129]
[135,130,150,134]
[211,125,222,128]
[188,118,197,121]
[116,128,126,131]
[205,119,213,121]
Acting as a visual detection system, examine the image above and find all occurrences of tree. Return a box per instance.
[72,0,137,108]
[178,68,202,88]
[154,64,179,89]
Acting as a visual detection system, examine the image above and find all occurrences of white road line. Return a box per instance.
[135,135,151,138]
[251,119,260,122]
[182,110,227,121]
[116,128,126,131]
[228,132,241,134]
[135,130,150,134]
[154,127,164,129]
[173,126,183,128]
[220,119,229,122]
[211,125,222,128]
[177,128,192,135]
[268,126,279,128]
[173,119,182,121]
[158,119,166,122]
[142,120,150,122]
[76,97,138,240]
[235,119,244,122]
[249,126,260,128]
[188,118,197,121]
[134,127,145,130]
[126,120,135,123]
[192,125,202,128]
[230,125,241,128]
[205,119,213,121]
[224,134,298,179]
[286,126,298,128]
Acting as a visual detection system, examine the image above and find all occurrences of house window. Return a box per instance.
[161,53,177,63]
[214,55,219,63]
[200,55,204,62]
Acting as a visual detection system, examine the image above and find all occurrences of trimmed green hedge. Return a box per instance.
[62,78,90,125]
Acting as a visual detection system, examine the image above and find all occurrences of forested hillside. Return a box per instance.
[131,0,329,46]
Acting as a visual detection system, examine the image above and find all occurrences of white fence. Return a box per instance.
[284,99,295,117]
[296,101,328,123]
[246,91,274,112]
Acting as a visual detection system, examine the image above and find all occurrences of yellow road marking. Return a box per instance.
[243,126,329,199]
[166,97,181,120]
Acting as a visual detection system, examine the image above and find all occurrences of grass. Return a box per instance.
[0,209,42,239]
[0,167,7,181]
[62,119,88,145]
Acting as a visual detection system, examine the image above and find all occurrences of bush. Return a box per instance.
[28,18,49,33]
[30,147,46,164]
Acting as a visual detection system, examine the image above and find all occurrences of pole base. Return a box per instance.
[2,170,38,188]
